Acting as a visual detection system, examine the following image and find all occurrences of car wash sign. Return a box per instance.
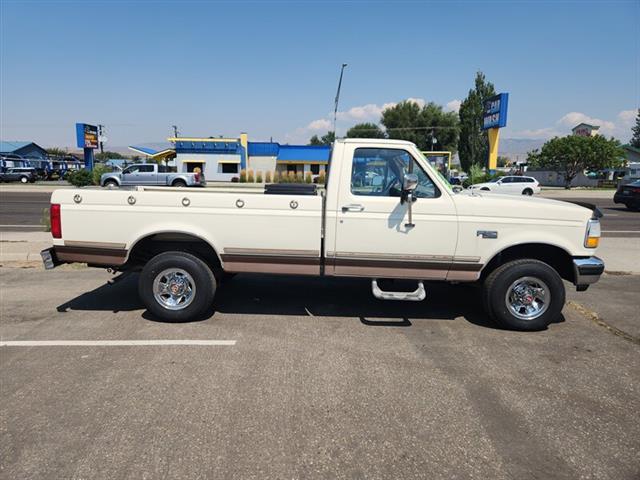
[76,123,99,149]
[482,93,509,130]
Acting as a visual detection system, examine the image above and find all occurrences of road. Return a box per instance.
[1,191,639,236]
[1,267,638,479]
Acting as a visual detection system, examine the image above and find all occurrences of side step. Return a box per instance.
[371,279,426,302]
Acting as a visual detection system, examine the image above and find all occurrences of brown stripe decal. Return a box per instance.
[333,258,482,272]
[54,246,127,266]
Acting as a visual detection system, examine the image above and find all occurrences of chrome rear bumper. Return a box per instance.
[573,256,604,290]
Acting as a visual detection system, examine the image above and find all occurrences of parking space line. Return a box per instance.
[602,230,640,233]
[0,225,43,228]
[0,340,237,347]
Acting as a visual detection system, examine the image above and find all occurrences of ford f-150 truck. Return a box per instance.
[100,163,205,188]
[41,139,604,330]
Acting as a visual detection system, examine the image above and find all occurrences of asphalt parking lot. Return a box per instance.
[1,267,639,479]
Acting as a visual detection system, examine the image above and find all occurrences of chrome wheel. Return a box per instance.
[505,276,550,320]
[153,268,196,311]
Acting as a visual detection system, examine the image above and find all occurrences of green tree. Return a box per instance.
[95,151,125,161]
[381,100,459,152]
[308,131,335,145]
[346,122,386,138]
[630,109,640,148]
[458,71,496,172]
[527,135,626,189]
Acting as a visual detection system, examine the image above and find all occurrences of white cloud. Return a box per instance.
[306,118,332,131]
[445,99,462,113]
[511,109,636,141]
[512,127,561,139]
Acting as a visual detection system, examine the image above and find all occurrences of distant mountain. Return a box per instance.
[500,138,546,157]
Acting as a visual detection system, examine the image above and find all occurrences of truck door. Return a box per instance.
[330,145,462,280]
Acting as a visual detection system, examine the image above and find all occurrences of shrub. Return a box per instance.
[318,169,326,185]
[305,171,312,183]
[231,176,239,183]
[91,164,110,186]
[265,171,272,183]
[295,171,303,183]
[67,169,93,187]
[279,172,288,183]
[289,171,296,183]
[239,169,247,183]
[247,169,255,183]
[256,171,263,183]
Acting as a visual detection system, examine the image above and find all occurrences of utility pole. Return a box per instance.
[172,125,179,138]
[98,124,105,154]
[333,63,348,137]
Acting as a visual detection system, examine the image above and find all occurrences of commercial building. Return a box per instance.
[572,123,600,137]
[0,141,48,159]
[167,134,330,182]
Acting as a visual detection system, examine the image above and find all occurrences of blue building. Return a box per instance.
[0,141,48,159]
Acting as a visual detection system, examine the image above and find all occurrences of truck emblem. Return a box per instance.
[182,197,190,207]
[290,200,299,209]
[127,196,136,205]
[236,199,245,208]
[73,194,82,204]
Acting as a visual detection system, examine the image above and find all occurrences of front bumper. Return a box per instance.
[573,256,604,290]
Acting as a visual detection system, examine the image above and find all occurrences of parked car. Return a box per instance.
[613,179,640,211]
[0,167,37,183]
[100,163,205,188]
[469,176,541,195]
[42,138,604,331]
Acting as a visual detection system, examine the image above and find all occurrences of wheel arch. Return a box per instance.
[126,230,224,273]
[480,242,575,283]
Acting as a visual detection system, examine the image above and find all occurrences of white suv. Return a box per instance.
[469,176,541,195]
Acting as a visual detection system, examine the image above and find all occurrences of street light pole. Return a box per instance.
[333,63,348,138]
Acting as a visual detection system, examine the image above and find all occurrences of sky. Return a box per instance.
[1,0,638,149]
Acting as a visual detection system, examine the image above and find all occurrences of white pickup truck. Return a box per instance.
[41,139,604,330]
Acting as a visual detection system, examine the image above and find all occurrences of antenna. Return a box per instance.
[172,125,179,138]
[333,63,348,137]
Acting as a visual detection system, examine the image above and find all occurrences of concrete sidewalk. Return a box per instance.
[2,230,638,274]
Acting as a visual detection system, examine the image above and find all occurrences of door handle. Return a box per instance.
[342,204,365,212]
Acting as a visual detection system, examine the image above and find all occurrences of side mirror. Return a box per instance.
[452,185,463,193]
[403,173,419,192]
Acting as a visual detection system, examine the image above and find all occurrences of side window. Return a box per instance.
[351,148,439,198]
[525,177,535,183]
[139,165,154,173]
[123,166,138,174]
[501,177,513,183]
[221,163,238,174]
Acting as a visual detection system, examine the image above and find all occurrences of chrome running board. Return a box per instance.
[371,279,426,302]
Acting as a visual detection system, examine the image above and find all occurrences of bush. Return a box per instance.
[318,170,326,185]
[66,169,93,187]
[91,164,110,186]
[247,169,255,183]
[265,171,272,183]
[239,169,247,183]
[305,171,312,183]
[295,171,303,183]
[289,171,296,183]
[256,171,263,183]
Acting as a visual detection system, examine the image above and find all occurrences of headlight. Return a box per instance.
[584,219,601,248]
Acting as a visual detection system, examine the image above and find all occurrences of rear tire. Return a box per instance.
[172,180,187,188]
[482,259,565,331]
[20,176,28,183]
[139,251,216,322]
[522,188,533,196]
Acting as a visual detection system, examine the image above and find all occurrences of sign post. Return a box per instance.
[481,93,509,173]
[75,123,99,171]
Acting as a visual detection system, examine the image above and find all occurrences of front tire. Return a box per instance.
[20,176,28,183]
[482,259,565,331]
[104,180,118,188]
[139,251,216,322]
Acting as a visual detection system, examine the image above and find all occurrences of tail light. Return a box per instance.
[50,203,61,238]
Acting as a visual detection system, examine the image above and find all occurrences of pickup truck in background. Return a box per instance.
[42,138,604,331]
[100,163,205,188]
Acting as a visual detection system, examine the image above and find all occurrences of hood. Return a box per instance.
[452,190,594,223]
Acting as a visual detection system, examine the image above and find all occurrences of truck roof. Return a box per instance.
[337,138,416,147]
